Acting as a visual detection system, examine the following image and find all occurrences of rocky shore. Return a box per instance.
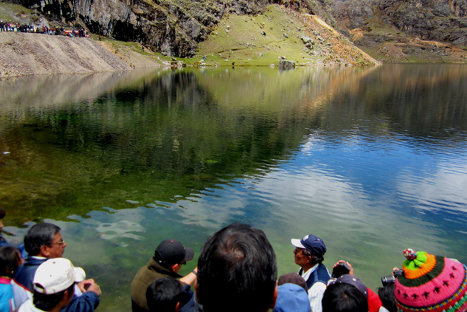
[0,32,160,78]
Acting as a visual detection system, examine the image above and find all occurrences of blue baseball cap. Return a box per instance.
[273,283,311,312]
[291,234,326,257]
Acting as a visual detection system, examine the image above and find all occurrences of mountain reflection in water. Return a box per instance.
[1,64,466,311]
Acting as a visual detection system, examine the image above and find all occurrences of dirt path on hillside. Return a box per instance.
[0,32,161,78]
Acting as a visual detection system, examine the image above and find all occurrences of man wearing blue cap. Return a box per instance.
[291,234,330,312]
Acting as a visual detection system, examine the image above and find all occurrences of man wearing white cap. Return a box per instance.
[291,234,330,312]
[18,258,101,312]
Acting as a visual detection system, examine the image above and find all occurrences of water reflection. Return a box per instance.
[0,64,466,311]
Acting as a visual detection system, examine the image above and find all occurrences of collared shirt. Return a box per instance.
[299,264,326,312]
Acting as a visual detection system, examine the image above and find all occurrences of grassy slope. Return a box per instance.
[189,5,379,67]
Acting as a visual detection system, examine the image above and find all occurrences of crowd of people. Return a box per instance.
[0,21,87,37]
[1,207,466,312]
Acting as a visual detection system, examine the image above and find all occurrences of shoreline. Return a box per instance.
[0,32,161,78]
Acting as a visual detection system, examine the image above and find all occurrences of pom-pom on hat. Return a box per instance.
[394,248,467,312]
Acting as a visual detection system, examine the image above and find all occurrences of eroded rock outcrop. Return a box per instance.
[331,0,467,47]
[26,0,272,57]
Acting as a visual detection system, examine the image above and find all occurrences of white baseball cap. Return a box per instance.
[33,258,86,294]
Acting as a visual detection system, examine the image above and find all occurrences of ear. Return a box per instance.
[39,245,51,257]
[171,263,180,272]
[175,301,181,312]
[270,281,278,309]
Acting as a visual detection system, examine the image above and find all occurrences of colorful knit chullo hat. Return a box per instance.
[394,248,467,312]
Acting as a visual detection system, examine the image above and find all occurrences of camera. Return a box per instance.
[381,269,403,286]
[332,262,351,278]
[381,275,395,286]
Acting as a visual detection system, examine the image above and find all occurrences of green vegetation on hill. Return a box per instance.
[191,5,377,67]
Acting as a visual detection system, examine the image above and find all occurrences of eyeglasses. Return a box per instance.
[50,239,65,246]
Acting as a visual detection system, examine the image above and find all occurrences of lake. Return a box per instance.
[1,64,466,311]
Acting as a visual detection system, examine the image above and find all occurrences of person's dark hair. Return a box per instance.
[197,223,277,312]
[146,277,190,311]
[0,246,21,277]
[33,283,74,311]
[24,223,61,256]
[0,207,5,219]
[378,284,397,312]
[302,248,324,263]
[322,282,368,312]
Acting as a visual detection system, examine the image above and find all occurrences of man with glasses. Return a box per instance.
[12,223,101,311]
[291,234,330,312]
[131,239,196,312]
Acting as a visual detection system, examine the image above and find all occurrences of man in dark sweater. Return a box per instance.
[130,239,196,312]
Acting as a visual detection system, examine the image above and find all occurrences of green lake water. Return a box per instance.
[1,64,466,311]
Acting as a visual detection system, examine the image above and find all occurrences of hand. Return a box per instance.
[78,279,102,296]
[333,260,355,276]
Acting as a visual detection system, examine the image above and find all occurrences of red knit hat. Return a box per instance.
[394,248,467,312]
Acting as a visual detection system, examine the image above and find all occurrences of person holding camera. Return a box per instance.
[291,234,330,312]
[330,260,385,312]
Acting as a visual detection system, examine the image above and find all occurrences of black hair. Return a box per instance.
[24,223,61,256]
[378,284,397,312]
[0,207,5,219]
[33,283,74,311]
[322,282,368,312]
[146,277,191,311]
[197,223,277,312]
[0,246,21,277]
[301,248,324,264]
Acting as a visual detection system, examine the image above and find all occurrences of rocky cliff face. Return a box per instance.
[11,0,467,60]
[24,0,274,57]
[330,0,466,46]
[15,0,337,57]
[328,0,466,62]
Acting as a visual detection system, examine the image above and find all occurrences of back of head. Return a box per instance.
[33,258,83,311]
[0,207,5,219]
[24,223,60,256]
[146,277,189,311]
[197,223,277,312]
[278,273,307,292]
[273,283,310,312]
[153,239,194,269]
[378,284,397,312]
[0,246,21,277]
[322,283,368,312]
[394,248,467,312]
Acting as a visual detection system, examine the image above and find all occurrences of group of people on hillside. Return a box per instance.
[0,21,87,37]
[1,206,466,312]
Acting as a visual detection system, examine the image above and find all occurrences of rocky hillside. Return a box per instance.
[1,0,466,63]
[329,0,467,62]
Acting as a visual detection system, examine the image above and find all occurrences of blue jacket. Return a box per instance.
[14,257,99,312]
[63,292,100,312]
[0,277,15,312]
[300,263,330,289]
[13,257,47,292]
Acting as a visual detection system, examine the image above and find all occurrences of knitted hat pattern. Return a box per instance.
[394,248,467,312]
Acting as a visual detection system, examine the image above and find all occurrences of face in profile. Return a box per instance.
[45,232,67,258]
